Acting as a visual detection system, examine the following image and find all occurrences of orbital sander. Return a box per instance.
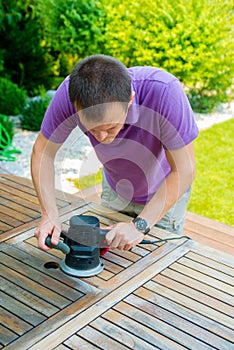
[45,215,109,277]
[45,214,189,278]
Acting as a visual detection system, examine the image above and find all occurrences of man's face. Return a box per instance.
[79,103,128,144]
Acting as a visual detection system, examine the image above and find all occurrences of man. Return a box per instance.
[31,54,198,251]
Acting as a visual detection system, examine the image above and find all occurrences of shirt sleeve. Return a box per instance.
[41,77,78,143]
[158,79,199,150]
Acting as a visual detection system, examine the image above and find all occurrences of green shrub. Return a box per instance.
[0,78,26,116]
[0,0,54,94]
[37,0,105,77]
[0,113,14,149]
[20,95,51,131]
[102,0,234,113]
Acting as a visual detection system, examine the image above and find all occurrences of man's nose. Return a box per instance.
[96,131,108,142]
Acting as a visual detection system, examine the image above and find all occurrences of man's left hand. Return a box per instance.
[105,222,144,250]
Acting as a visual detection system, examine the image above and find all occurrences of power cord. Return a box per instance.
[140,235,190,245]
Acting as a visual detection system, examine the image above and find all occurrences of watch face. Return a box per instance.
[133,218,150,234]
[136,219,147,231]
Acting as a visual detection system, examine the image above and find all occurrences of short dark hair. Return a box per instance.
[69,54,131,119]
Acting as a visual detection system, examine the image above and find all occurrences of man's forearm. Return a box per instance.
[139,169,194,228]
[31,133,63,249]
[139,142,196,228]
[30,133,61,219]
[31,149,58,217]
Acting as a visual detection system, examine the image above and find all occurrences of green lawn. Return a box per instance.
[188,118,234,226]
[70,118,234,226]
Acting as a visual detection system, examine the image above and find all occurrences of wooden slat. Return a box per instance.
[53,345,71,350]
[133,289,233,349]
[185,251,234,277]
[4,293,101,350]
[26,244,189,350]
[0,218,40,242]
[2,174,79,203]
[0,175,36,188]
[14,241,96,295]
[109,248,142,262]
[97,269,114,281]
[162,267,234,306]
[185,211,234,236]
[0,249,81,303]
[153,274,233,316]
[64,335,101,349]
[0,325,18,347]
[100,257,124,275]
[103,251,133,268]
[0,200,87,242]
[0,221,12,233]
[1,179,234,350]
[170,262,234,296]
[184,212,234,255]
[0,204,33,223]
[78,325,130,350]
[90,317,157,350]
[0,194,40,217]
[0,182,39,205]
[177,256,234,288]
[103,309,185,350]
[0,263,71,309]
[0,307,32,335]
[0,212,24,228]
[1,291,46,326]
[145,280,234,330]
[0,277,59,317]
[0,181,70,209]
[114,301,215,350]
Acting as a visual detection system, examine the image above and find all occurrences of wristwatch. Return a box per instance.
[132,217,150,234]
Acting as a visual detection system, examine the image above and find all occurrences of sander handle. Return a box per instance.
[45,236,70,254]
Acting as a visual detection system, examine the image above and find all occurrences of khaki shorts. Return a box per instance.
[101,174,191,235]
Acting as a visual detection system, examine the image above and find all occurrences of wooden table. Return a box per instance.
[1,176,234,350]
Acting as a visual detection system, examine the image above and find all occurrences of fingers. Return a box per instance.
[50,226,61,245]
[34,217,61,251]
[106,223,143,251]
[100,225,114,231]
[36,229,51,251]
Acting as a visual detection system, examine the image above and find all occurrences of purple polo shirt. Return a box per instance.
[41,66,198,204]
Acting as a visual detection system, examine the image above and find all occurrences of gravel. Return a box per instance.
[1,101,233,194]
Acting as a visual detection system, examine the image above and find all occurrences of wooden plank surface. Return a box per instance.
[31,240,233,350]
[1,177,234,350]
[1,203,190,349]
[184,211,234,255]
[0,175,85,240]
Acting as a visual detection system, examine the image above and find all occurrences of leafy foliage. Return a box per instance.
[20,94,52,131]
[102,0,234,112]
[37,0,105,77]
[0,0,53,94]
[1,0,233,114]
[0,77,26,116]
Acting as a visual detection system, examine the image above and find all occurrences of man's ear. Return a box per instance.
[128,91,135,107]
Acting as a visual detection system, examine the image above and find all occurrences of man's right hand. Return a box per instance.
[34,214,61,251]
